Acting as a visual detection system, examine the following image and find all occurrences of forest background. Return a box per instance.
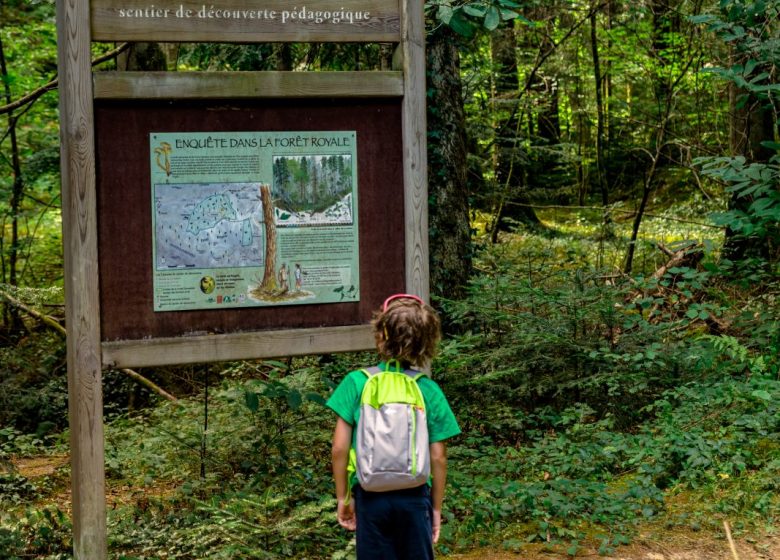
[1,0,779,558]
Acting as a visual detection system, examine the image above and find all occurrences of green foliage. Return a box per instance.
[99,360,355,558]
[0,303,68,434]
[0,507,71,560]
[697,155,780,274]
[0,7,63,289]
[440,350,779,552]
[0,473,39,507]
[430,0,527,37]
[692,0,780,102]
[437,242,720,434]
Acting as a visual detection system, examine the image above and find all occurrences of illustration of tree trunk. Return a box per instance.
[260,184,278,291]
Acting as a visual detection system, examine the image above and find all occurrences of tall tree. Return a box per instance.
[0,31,25,337]
[589,6,609,206]
[490,22,540,238]
[427,25,473,299]
[722,2,778,264]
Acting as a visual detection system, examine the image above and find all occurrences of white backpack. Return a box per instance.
[353,361,430,492]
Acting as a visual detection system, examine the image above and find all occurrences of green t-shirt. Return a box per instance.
[326,362,462,447]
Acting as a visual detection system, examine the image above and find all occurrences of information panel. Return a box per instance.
[150,131,359,311]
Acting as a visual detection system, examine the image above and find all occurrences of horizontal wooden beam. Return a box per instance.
[102,324,375,368]
[91,0,400,42]
[93,71,404,99]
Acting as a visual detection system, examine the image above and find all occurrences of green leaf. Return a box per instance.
[245,391,259,412]
[305,392,327,406]
[751,390,771,401]
[484,6,501,30]
[437,5,453,24]
[287,389,303,410]
[447,10,477,37]
[688,14,716,24]
[463,4,487,17]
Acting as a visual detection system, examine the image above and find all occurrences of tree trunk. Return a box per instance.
[118,42,168,71]
[724,72,776,262]
[426,26,472,300]
[589,10,609,206]
[650,0,681,167]
[260,184,278,291]
[0,33,26,338]
[490,24,539,235]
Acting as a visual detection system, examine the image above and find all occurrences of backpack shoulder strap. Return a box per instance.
[360,366,383,377]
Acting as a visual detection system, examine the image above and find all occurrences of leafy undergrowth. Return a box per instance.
[2,350,777,559]
[1,202,778,559]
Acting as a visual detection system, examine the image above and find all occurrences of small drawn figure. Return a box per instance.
[278,263,289,293]
[294,264,302,292]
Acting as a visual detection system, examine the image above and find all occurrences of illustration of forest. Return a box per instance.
[272,155,353,215]
[1,0,779,558]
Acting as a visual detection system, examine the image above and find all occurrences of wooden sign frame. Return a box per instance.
[56,0,428,556]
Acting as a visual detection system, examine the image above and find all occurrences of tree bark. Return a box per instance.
[426,26,472,300]
[0,33,26,337]
[589,9,609,206]
[490,24,540,236]
[724,82,776,262]
[118,42,168,71]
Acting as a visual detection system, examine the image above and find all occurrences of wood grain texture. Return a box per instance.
[102,325,375,368]
[93,71,404,99]
[56,0,106,557]
[91,0,400,42]
[400,0,429,301]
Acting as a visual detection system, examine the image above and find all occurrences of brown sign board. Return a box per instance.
[91,0,401,42]
[95,98,406,346]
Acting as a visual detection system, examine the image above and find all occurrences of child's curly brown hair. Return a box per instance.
[371,295,441,367]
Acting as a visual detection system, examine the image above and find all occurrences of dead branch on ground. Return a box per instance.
[0,288,177,402]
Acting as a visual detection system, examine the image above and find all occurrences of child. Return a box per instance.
[327,294,461,559]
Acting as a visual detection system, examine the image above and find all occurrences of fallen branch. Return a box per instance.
[504,201,724,229]
[119,367,177,402]
[651,242,701,280]
[0,288,177,402]
[723,520,741,560]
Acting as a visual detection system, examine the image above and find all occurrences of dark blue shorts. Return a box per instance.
[353,484,434,560]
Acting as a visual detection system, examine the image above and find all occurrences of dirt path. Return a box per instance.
[447,529,780,560]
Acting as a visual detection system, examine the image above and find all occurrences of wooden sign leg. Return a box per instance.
[400,0,429,301]
[56,0,107,557]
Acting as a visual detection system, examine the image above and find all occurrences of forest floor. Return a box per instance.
[12,456,780,560]
[448,530,780,560]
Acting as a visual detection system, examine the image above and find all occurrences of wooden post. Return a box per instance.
[56,0,107,557]
[400,0,429,301]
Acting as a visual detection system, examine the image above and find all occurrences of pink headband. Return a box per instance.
[382,293,424,312]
